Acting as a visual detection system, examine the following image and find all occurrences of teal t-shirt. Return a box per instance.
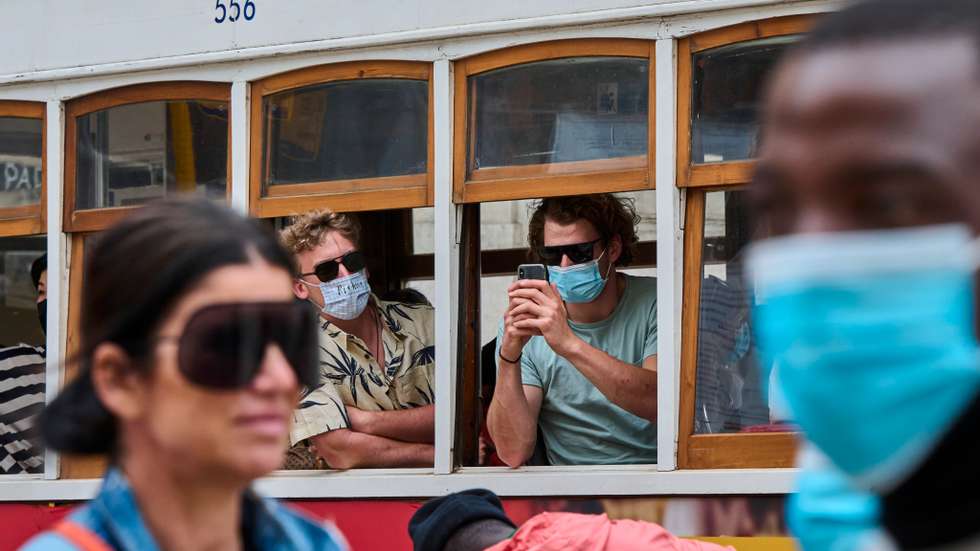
[498,274,658,465]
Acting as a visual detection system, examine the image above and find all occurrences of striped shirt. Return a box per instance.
[0,344,45,474]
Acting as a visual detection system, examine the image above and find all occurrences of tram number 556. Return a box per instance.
[214,0,256,23]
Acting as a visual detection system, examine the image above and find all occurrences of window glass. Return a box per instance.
[263,79,427,188]
[0,235,45,474]
[694,190,790,434]
[691,36,797,164]
[0,117,43,210]
[75,100,228,210]
[470,57,648,171]
[475,192,657,467]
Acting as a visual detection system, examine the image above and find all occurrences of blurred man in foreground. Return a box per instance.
[749,0,980,548]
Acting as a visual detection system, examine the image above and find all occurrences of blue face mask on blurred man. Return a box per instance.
[748,224,980,492]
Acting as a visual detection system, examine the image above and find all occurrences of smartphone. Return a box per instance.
[517,263,549,281]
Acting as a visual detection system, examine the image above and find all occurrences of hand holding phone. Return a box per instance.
[517,263,549,281]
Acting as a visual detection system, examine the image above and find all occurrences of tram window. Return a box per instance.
[271,207,436,470]
[0,117,43,210]
[470,191,657,467]
[263,79,427,187]
[0,235,46,475]
[74,100,228,210]
[691,36,796,164]
[454,40,654,204]
[470,57,648,171]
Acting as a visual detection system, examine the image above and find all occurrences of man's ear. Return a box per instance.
[90,343,146,421]
[607,235,623,266]
[293,279,310,301]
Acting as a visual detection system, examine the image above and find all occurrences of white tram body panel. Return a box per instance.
[0,0,838,505]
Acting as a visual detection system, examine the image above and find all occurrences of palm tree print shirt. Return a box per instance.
[289,296,436,446]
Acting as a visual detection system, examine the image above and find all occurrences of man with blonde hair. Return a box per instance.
[281,209,435,469]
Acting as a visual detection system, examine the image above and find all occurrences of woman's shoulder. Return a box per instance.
[18,511,107,551]
[19,532,80,551]
[262,498,349,551]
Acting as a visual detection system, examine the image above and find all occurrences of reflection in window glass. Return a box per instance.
[470,57,648,171]
[0,118,43,210]
[264,79,427,188]
[691,36,797,164]
[0,235,45,474]
[694,190,790,434]
[75,101,228,210]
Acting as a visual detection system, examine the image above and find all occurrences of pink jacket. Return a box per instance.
[486,513,734,551]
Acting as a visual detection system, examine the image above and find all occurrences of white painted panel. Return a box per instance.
[0,0,660,75]
[0,0,838,79]
[0,467,797,501]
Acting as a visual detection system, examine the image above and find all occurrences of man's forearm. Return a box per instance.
[487,363,536,467]
[351,405,435,443]
[560,340,658,422]
[311,429,434,469]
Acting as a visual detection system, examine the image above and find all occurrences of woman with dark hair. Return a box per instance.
[22,199,346,551]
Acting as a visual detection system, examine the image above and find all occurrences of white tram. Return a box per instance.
[0,1,839,548]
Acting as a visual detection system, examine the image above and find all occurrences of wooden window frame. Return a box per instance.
[676,15,814,188]
[0,101,46,237]
[675,17,817,468]
[677,187,797,469]
[249,61,434,218]
[64,82,232,233]
[453,39,656,204]
[61,232,108,478]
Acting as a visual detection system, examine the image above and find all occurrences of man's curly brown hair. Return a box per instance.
[527,194,640,267]
[279,208,361,256]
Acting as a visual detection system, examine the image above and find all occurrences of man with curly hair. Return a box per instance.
[280,209,435,469]
[488,194,658,466]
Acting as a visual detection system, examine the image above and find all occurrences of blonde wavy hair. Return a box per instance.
[279,209,361,255]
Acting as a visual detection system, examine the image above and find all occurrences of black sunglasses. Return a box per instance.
[299,251,366,282]
[538,239,603,266]
[174,301,319,390]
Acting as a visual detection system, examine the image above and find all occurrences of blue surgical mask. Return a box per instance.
[303,269,371,320]
[547,249,611,304]
[748,224,980,492]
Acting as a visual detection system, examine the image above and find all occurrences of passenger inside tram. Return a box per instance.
[487,193,658,467]
[0,248,46,475]
[281,208,436,470]
[749,0,980,547]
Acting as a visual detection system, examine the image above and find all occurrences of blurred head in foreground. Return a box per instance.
[42,199,317,482]
[749,0,980,548]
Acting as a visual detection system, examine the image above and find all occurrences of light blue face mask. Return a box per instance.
[302,269,371,321]
[748,224,980,492]
[547,249,611,304]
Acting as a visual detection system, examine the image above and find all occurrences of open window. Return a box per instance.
[0,101,47,476]
[676,16,814,469]
[454,39,655,203]
[0,102,45,237]
[64,82,231,232]
[250,61,433,218]
[458,190,658,468]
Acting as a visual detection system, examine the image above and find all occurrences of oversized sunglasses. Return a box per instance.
[299,251,366,282]
[173,301,319,390]
[538,239,602,266]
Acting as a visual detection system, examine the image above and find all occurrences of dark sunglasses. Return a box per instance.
[299,251,366,283]
[173,301,319,390]
[538,239,603,266]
